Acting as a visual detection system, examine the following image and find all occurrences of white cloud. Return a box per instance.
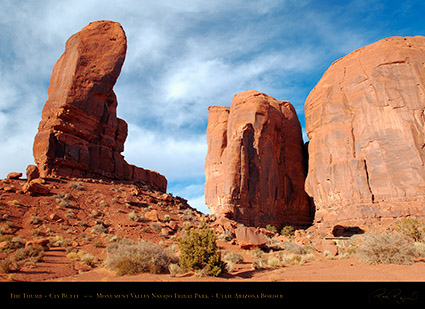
[123,124,207,182]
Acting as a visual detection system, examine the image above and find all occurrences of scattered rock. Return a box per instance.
[167,220,178,231]
[124,195,139,205]
[26,165,40,182]
[145,210,159,221]
[7,172,22,180]
[235,225,267,249]
[160,193,173,202]
[25,238,49,250]
[0,241,8,249]
[49,214,61,221]
[22,180,50,195]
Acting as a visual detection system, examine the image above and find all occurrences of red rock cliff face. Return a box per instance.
[33,21,167,192]
[305,36,425,227]
[205,90,313,228]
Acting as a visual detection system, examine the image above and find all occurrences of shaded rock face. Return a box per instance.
[205,90,314,228]
[305,36,425,226]
[33,21,166,192]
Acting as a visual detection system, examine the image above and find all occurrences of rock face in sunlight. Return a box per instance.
[205,90,314,228]
[305,36,425,227]
[33,20,166,192]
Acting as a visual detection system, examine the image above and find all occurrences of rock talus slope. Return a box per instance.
[305,36,425,226]
[33,21,166,192]
[205,90,313,228]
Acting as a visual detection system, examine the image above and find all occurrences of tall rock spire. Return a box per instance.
[33,20,166,192]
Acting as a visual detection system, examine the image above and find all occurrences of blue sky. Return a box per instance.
[1,0,424,213]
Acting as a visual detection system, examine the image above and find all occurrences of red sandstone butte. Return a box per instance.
[205,90,314,228]
[33,21,166,192]
[305,36,425,227]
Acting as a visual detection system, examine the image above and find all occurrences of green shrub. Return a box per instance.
[281,225,295,237]
[265,224,277,233]
[177,220,225,277]
[105,239,172,275]
[356,232,416,265]
[395,218,425,242]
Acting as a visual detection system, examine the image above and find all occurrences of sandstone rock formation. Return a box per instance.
[305,36,425,227]
[205,90,314,228]
[33,21,166,192]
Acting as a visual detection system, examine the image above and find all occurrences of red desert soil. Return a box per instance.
[1,176,425,282]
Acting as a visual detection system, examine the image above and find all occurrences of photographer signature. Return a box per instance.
[369,288,420,304]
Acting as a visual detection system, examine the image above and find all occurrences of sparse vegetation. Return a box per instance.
[395,218,425,242]
[222,251,243,264]
[356,232,416,265]
[265,224,278,234]
[55,192,75,209]
[69,181,84,190]
[281,225,295,237]
[105,239,172,275]
[177,220,225,277]
[66,250,98,267]
[128,211,139,221]
[12,245,45,268]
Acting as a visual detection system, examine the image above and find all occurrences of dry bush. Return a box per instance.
[356,232,416,265]
[222,251,243,264]
[66,250,98,267]
[105,239,172,275]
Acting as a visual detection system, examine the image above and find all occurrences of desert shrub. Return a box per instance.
[280,241,306,255]
[66,250,98,267]
[105,239,172,275]
[29,216,42,225]
[12,245,44,267]
[150,222,162,232]
[0,259,13,273]
[265,224,278,234]
[281,225,295,237]
[55,193,75,208]
[356,232,416,265]
[168,263,185,277]
[223,251,243,264]
[177,220,225,277]
[251,258,268,270]
[91,224,107,234]
[414,242,425,258]
[69,181,84,190]
[128,211,139,221]
[395,218,425,242]
[251,247,265,258]
[278,252,305,265]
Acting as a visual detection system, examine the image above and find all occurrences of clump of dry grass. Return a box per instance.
[0,245,45,273]
[105,239,173,275]
[356,232,416,265]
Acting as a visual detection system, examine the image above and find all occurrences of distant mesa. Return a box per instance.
[205,90,314,229]
[32,20,167,192]
[305,36,425,227]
